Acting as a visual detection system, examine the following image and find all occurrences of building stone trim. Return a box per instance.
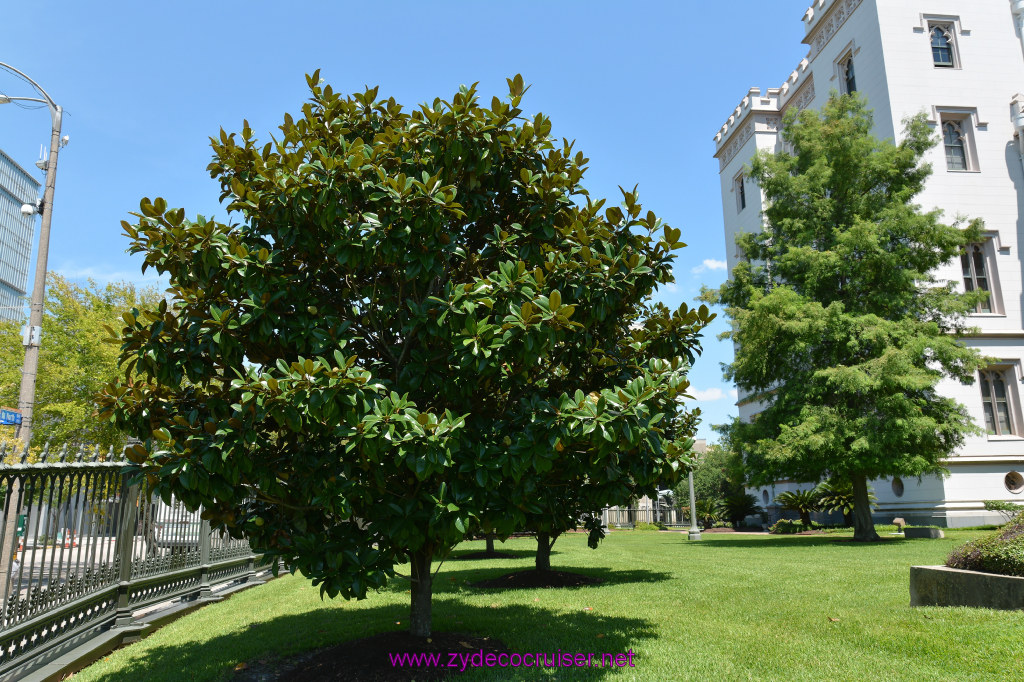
[802,0,865,59]
[716,120,754,170]
[782,79,816,116]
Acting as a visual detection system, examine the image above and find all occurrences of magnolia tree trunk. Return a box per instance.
[535,531,558,572]
[409,546,434,637]
[851,474,880,542]
[485,535,495,554]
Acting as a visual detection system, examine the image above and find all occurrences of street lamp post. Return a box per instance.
[0,61,64,448]
[687,470,701,541]
[0,62,63,602]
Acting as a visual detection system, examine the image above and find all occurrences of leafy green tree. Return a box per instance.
[681,441,743,502]
[674,425,750,527]
[0,274,163,449]
[98,74,709,636]
[704,94,987,542]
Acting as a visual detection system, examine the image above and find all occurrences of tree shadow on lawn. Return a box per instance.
[448,547,543,560]
[87,601,658,682]
[377,565,673,596]
[678,536,907,549]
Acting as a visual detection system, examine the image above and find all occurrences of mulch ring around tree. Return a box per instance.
[235,631,509,682]
[470,569,603,590]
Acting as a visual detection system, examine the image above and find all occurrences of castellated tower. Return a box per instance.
[714,0,1024,527]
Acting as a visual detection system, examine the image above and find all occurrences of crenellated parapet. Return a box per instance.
[714,1,838,169]
[802,0,864,58]
[712,61,814,169]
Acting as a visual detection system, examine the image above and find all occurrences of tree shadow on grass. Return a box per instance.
[455,566,673,592]
[376,564,672,597]
[448,548,543,560]
[680,536,906,549]
[85,600,657,682]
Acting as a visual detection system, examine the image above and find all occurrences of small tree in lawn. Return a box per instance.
[703,93,987,542]
[98,74,707,637]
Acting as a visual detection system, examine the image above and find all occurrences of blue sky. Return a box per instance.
[1,1,815,442]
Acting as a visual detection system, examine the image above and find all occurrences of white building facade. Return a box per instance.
[714,0,1024,527]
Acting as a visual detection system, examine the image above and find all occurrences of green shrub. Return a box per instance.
[946,515,1024,577]
[724,493,762,527]
[633,522,667,531]
[774,490,819,526]
[769,519,811,534]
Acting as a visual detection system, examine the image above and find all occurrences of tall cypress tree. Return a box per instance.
[705,94,987,541]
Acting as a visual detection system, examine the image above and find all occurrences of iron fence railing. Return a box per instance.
[0,442,271,681]
[602,506,690,528]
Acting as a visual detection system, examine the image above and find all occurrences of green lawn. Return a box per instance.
[73,529,1024,681]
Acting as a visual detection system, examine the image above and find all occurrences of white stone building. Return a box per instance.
[713,0,1024,527]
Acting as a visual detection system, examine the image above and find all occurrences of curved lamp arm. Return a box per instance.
[0,61,59,127]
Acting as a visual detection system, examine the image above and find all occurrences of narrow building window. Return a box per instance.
[930,25,955,67]
[943,120,967,170]
[736,175,746,212]
[841,57,856,94]
[961,243,991,313]
[980,368,1017,436]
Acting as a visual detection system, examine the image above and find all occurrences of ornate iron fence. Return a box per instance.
[0,442,272,680]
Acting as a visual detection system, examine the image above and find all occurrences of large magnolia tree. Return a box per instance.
[98,74,711,636]
[704,94,986,541]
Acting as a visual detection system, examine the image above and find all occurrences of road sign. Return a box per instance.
[0,408,22,426]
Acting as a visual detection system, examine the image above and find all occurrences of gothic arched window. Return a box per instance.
[930,24,955,67]
[943,120,967,170]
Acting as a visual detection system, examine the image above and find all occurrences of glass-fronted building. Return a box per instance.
[0,148,40,323]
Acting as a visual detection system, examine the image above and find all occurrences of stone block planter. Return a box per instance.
[904,527,944,539]
[910,565,1024,610]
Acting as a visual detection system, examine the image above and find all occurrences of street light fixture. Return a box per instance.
[0,63,63,599]
[0,61,64,448]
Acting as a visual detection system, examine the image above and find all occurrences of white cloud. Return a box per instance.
[688,387,726,401]
[729,388,738,399]
[678,386,739,403]
[55,263,167,287]
[691,259,727,274]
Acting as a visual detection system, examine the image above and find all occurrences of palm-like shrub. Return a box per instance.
[815,479,876,527]
[724,493,762,528]
[774,489,819,526]
[694,498,727,528]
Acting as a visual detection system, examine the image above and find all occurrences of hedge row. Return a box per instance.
[946,515,1024,577]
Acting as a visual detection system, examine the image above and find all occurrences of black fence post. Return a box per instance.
[113,479,140,627]
[197,516,212,601]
